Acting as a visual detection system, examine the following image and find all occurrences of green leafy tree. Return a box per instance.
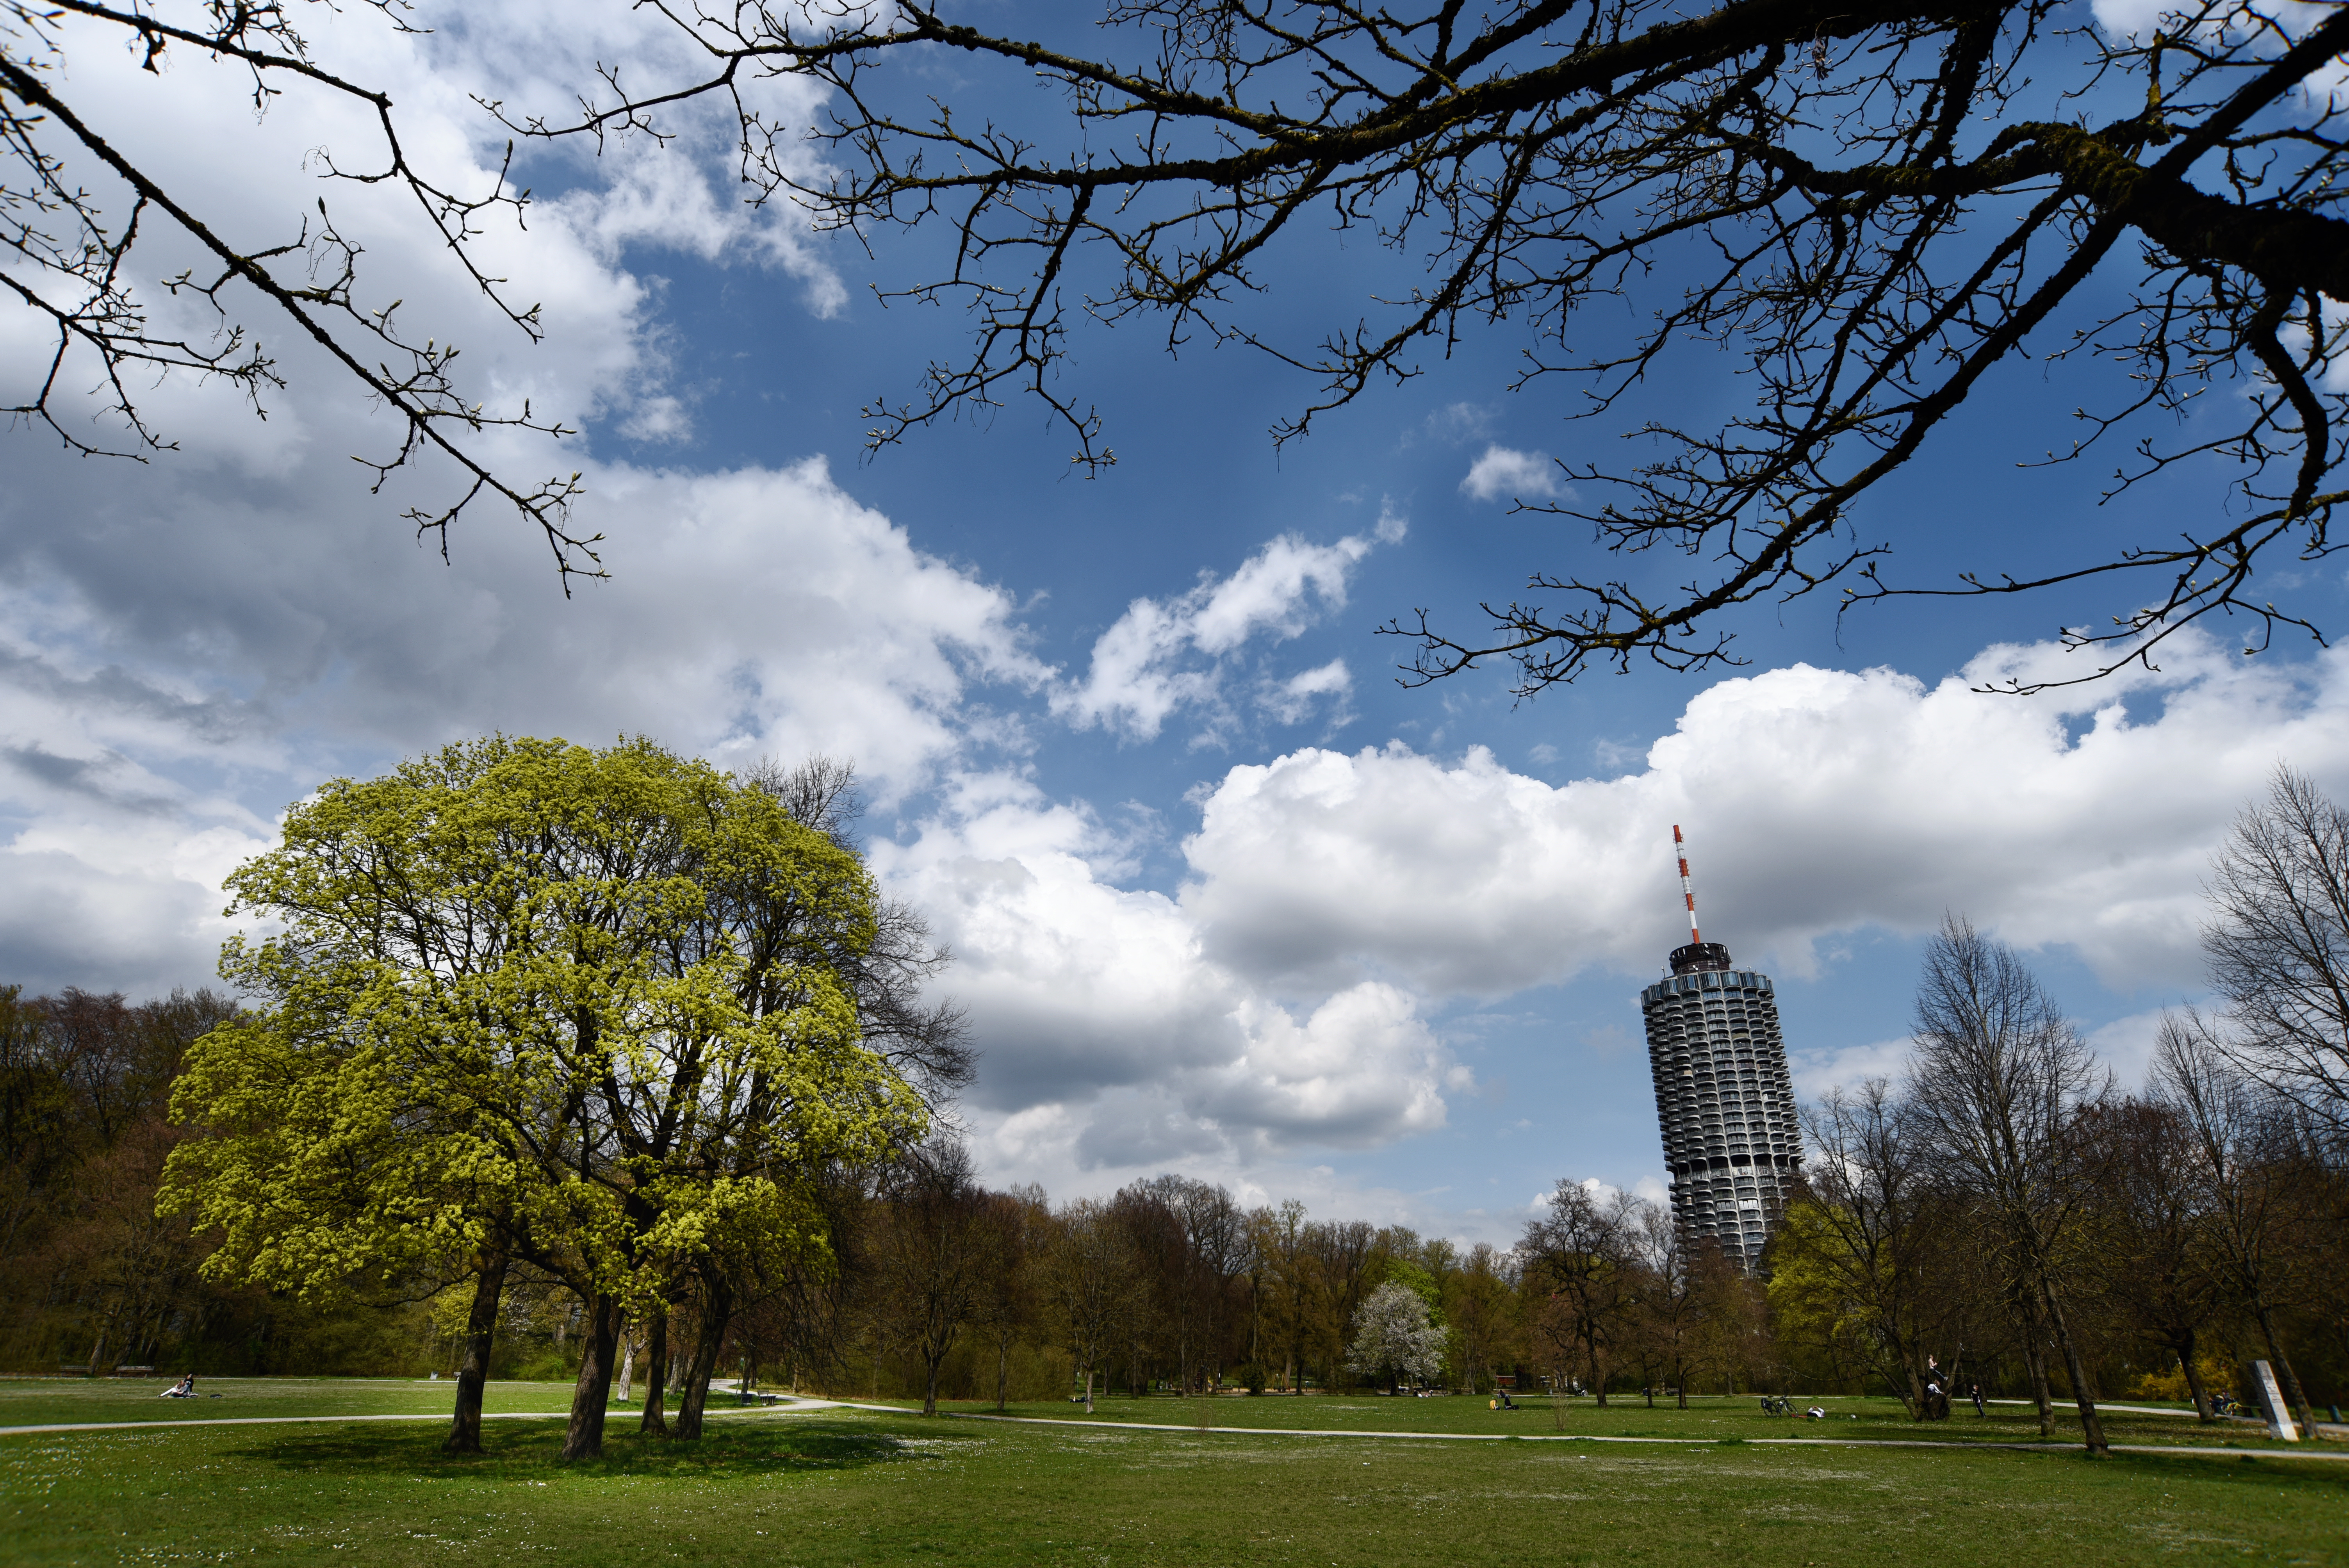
[160,736,925,1458]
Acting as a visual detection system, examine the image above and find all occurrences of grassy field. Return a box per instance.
[847,1390,2324,1452]
[1,1384,2345,1566]
[3,1400,2345,1567]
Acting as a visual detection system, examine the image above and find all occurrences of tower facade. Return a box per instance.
[1640,829,1803,1270]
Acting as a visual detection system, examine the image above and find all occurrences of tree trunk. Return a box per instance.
[2176,1336,2214,1423]
[2254,1301,2319,1436]
[559,1292,622,1461]
[1083,1365,1094,1413]
[673,1282,732,1440]
[2045,1293,2109,1455]
[2023,1335,2054,1438]
[639,1311,669,1436]
[617,1329,637,1403]
[923,1347,942,1416]
[996,1332,1009,1412]
[444,1245,509,1455]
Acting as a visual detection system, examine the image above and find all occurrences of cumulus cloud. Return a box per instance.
[853,629,2349,1199]
[1053,529,1390,741]
[1460,444,1563,502]
[869,775,1464,1165]
[0,453,1042,993]
[1176,635,2349,995]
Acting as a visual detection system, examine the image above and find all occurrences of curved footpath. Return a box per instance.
[789,1397,2349,1463]
[3,1397,2343,1463]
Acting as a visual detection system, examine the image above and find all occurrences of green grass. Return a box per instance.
[854,1390,2322,1452]
[4,1402,2345,1567]
[0,1377,588,1429]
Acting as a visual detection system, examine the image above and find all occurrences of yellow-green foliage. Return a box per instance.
[1764,1198,1875,1375]
[2131,1351,2234,1403]
[159,735,926,1309]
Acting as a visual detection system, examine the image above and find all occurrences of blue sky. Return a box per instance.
[4,1,2347,1243]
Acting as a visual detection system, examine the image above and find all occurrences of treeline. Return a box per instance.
[1,982,2342,1434]
[0,984,595,1380]
[2,753,2343,1463]
[709,1040,2349,1434]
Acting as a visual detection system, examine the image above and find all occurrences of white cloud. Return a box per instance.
[847,628,2349,1199]
[870,775,1463,1165]
[1259,659,1352,725]
[0,454,1043,992]
[1460,444,1563,502]
[1175,634,2349,996]
[7,1,840,478]
[1424,403,1497,444]
[0,4,1049,996]
[1052,531,1385,741]
[619,395,693,444]
[1789,1037,1916,1101]
[2085,1008,2174,1093]
[1793,1010,2173,1105]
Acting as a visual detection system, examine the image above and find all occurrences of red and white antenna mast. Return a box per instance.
[1674,824,1702,945]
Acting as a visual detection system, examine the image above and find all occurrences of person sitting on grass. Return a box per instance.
[160,1374,195,1399]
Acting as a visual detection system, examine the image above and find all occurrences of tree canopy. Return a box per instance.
[159,735,928,1456]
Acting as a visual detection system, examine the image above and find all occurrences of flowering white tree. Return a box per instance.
[1346,1281,1448,1393]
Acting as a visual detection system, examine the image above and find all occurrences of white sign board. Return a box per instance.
[2251,1360,2300,1442]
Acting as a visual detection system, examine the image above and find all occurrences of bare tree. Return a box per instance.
[742,756,977,1111]
[2203,767,2349,1136]
[1906,916,2112,1453]
[2153,1012,2321,1436]
[869,1137,996,1416]
[1779,1080,1957,1418]
[2073,1096,2227,1422]
[515,0,2349,683]
[1519,1179,1640,1406]
[974,1184,1044,1413]
[2,2,595,576]
[1627,1201,1698,1409]
[1045,1198,1132,1413]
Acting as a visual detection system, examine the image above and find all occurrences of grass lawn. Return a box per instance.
[0,1377,588,1428]
[856,1390,2326,1453]
[2,1389,2345,1566]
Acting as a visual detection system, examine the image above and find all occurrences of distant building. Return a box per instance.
[1641,831,1803,1269]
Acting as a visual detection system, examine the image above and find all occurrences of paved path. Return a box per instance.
[781,1398,2349,1463]
[1988,1397,2349,1440]
[7,1399,2343,1464]
[0,1411,575,1438]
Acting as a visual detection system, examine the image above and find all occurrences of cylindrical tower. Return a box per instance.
[1640,829,1803,1269]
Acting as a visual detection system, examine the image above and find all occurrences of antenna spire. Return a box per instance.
[1674,824,1701,944]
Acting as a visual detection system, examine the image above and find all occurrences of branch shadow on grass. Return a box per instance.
[224,1416,973,1481]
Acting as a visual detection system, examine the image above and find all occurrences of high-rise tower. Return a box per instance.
[1639,827,1803,1270]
